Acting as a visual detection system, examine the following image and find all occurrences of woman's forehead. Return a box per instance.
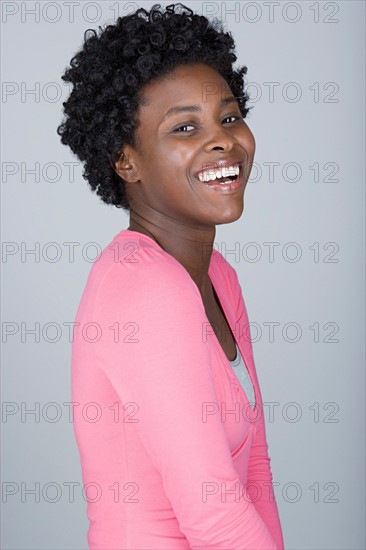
[138,64,232,113]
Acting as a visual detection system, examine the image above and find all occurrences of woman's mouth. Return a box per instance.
[195,162,243,193]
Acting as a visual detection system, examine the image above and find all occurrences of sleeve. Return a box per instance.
[227,262,285,550]
[90,254,279,550]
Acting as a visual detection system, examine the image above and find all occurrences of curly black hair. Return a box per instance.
[57,2,252,212]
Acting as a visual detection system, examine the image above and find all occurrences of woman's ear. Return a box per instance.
[111,148,140,183]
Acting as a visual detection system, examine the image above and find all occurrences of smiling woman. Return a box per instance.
[57,3,284,549]
[117,63,255,239]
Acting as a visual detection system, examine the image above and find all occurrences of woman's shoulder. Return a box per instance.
[81,229,198,305]
[100,228,197,280]
[78,229,243,311]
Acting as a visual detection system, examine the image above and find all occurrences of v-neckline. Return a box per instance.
[210,283,237,362]
[121,229,258,413]
[207,271,257,414]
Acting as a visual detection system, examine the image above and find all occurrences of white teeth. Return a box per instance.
[204,171,216,182]
[198,164,240,183]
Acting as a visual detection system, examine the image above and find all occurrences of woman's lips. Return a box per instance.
[197,167,244,193]
[193,159,243,181]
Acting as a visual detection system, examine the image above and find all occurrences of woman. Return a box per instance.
[57,3,284,549]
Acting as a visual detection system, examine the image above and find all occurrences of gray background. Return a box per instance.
[1,1,365,548]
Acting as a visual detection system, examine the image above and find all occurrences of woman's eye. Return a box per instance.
[173,125,196,133]
[173,115,242,133]
[223,115,242,123]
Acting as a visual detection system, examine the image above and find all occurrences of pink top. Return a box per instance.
[71,229,284,550]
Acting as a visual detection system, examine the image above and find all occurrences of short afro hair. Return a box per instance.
[57,2,252,212]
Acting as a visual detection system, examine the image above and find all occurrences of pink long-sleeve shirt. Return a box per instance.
[71,228,284,550]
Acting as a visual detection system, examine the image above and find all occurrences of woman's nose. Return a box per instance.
[202,125,237,152]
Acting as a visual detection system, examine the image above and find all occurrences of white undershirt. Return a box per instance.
[229,343,256,408]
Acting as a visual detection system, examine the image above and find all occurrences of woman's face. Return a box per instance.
[121,63,256,228]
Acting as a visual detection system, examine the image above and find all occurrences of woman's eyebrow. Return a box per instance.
[161,96,239,121]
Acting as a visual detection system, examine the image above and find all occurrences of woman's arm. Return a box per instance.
[86,250,279,549]
[246,398,285,550]
[227,260,285,550]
